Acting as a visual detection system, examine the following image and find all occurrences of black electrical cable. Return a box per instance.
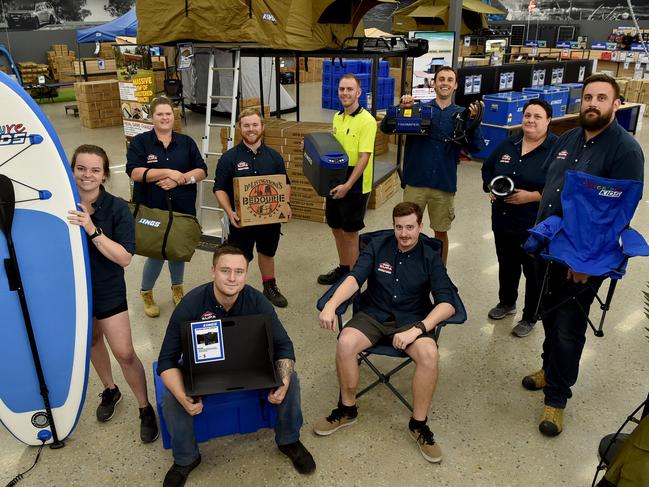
[5,440,45,487]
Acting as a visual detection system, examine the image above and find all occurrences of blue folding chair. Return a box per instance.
[316,229,467,411]
[525,170,649,337]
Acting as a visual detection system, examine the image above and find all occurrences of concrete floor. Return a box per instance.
[2,84,649,487]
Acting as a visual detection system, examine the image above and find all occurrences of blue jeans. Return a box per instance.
[141,258,184,291]
[162,372,304,466]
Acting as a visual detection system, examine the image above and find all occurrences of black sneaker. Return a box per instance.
[163,455,201,487]
[96,386,122,422]
[263,279,288,308]
[139,403,159,443]
[278,440,316,474]
[317,266,348,285]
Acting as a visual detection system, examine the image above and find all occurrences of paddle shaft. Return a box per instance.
[0,175,64,448]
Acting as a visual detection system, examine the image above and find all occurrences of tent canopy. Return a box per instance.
[393,0,504,35]
[76,8,138,44]
[137,0,390,50]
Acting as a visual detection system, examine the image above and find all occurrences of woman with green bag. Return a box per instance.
[126,97,207,317]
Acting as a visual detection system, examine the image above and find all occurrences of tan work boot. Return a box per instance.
[522,369,546,391]
[140,290,159,318]
[539,405,564,437]
[171,284,184,306]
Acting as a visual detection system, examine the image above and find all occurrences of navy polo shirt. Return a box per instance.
[382,100,485,193]
[538,120,644,222]
[157,283,295,375]
[126,130,207,216]
[482,131,557,234]
[89,187,135,315]
[349,233,455,327]
[213,142,290,210]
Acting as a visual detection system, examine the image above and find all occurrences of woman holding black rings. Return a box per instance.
[481,98,557,338]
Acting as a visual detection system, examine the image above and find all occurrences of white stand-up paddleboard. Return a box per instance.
[0,71,91,446]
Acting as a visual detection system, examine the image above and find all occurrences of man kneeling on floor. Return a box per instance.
[157,245,315,487]
[316,202,455,462]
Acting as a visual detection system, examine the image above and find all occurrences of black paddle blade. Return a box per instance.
[0,173,16,236]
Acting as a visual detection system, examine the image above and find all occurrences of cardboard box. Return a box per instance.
[233,175,290,227]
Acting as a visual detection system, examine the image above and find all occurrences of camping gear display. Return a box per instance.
[137,0,375,50]
[0,71,91,446]
[129,175,202,262]
[303,133,349,197]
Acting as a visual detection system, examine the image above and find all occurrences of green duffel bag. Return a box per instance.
[127,195,202,262]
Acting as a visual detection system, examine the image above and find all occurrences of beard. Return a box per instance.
[579,107,613,131]
[242,132,262,146]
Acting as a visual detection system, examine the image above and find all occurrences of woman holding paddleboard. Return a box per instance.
[67,144,159,443]
[126,96,208,318]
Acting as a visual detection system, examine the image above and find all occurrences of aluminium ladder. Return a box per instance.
[197,48,241,241]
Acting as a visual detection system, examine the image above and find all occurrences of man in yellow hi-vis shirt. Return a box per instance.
[317,74,377,285]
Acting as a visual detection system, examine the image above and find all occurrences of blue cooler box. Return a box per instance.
[522,86,570,117]
[483,92,526,126]
[557,83,583,113]
[303,133,349,195]
[153,363,278,449]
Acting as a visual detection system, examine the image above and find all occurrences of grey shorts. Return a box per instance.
[343,311,436,347]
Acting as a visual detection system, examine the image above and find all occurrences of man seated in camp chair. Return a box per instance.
[315,202,456,463]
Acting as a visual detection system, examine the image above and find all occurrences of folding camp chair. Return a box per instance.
[316,229,467,412]
[525,170,649,337]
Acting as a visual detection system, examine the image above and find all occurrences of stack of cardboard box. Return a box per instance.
[74,59,118,81]
[239,97,271,115]
[47,44,76,82]
[74,80,122,129]
[17,62,50,85]
[623,79,645,103]
[280,58,324,83]
[368,170,400,209]
[98,43,115,59]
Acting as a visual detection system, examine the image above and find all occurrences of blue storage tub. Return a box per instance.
[153,362,277,449]
[522,86,570,117]
[483,92,526,126]
[379,60,390,77]
[557,83,583,113]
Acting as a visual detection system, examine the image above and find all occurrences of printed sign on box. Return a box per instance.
[233,174,290,227]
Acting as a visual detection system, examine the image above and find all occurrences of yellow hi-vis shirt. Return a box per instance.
[332,105,377,194]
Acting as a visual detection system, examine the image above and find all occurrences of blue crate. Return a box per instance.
[322,59,332,75]
[322,83,335,99]
[359,60,372,74]
[153,362,277,449]
[356,73,370,91]
[483,92,526,126]
[379,60,390,77]
[522,86,570,117]
[473,124,510,160]
[322,96,333,110]
[322,72,334,88]
[343,59,360,74]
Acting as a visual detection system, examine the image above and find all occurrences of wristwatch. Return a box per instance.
[185,175,196,185]
[414,321,427,334]
[89,227,103,240]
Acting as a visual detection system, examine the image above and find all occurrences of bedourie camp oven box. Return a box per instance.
[233,174,290,227]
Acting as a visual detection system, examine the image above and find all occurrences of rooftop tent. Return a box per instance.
[76,8,138,43]
[136,0,392,50]
[392,0,504,35]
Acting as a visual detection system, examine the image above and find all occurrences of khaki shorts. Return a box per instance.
[403,185,455,232]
